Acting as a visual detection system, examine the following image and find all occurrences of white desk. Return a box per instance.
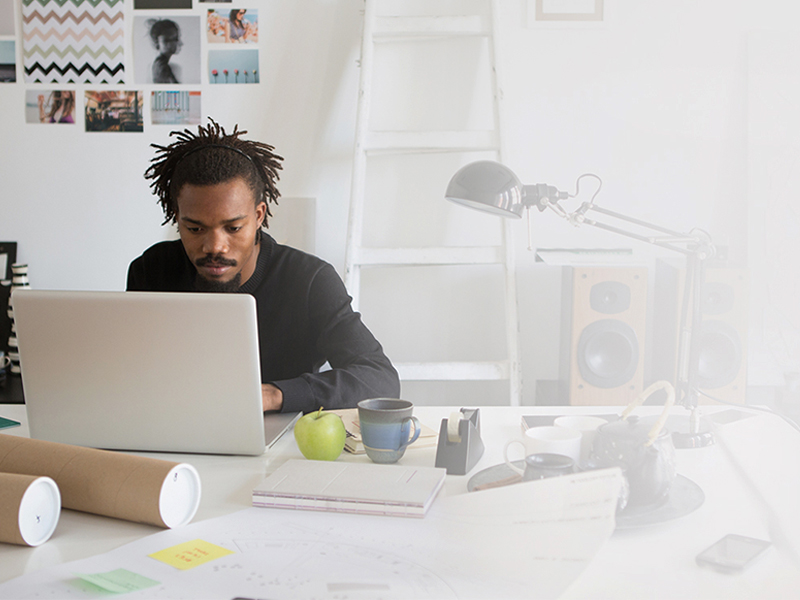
[1,403,799,598]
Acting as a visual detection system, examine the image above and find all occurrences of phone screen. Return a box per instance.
[696,534,771,572]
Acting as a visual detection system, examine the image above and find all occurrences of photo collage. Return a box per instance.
[4,0,260,131]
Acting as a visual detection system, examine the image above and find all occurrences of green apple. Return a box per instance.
[293,408,347,461]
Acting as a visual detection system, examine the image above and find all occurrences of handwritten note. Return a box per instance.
[148,539,234,571]
[75,569,159,593]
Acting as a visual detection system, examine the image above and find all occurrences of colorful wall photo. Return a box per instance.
[85,91,143,132]
[0,40,14,82]
[208,49,258,84]
[22,0,124,84]
[25,90,76,123]
[151,90,201,125]
[207,9,257,44]
[133,15,201,84]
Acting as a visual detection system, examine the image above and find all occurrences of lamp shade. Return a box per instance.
[445,160,525,218]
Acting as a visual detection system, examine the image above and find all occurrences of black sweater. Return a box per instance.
[126,231,400,413]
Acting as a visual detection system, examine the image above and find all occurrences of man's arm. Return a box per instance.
[269,264,400,414]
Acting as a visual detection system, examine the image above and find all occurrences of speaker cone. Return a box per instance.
[590,281,631,314]
[577,319,640,389]
[695,320,742,389]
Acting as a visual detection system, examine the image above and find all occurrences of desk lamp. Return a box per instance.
[445,160,715,448]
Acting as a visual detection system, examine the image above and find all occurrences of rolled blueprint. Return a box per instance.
[0,435,200,528]
[0,472,60,546]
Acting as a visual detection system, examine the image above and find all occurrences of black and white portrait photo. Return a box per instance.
[133,15,201,84]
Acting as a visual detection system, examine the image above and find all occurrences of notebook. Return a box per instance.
[252,459,447,518]
[12,289,300,456]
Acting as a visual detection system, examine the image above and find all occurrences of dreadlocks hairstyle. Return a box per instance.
[145,118,283,227]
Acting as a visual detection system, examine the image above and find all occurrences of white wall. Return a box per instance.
[2,0,798,406]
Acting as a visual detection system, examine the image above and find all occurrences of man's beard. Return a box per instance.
[194,254,241,292]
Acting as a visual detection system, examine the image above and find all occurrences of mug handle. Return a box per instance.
[503,440,526,476]
[398,416,421,450]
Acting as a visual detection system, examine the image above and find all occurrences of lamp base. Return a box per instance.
[665,415,714,449]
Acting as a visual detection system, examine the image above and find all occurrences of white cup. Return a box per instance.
[504,425,582,474]
[554,415,608,466]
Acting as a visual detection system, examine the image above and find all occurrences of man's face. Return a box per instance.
[176,177,266,292]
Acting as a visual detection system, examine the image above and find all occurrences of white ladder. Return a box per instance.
[344,0,521,405]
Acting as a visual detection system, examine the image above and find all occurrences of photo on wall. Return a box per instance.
[85,91,144,132]
[151,90,201,125]
[21,0,124,84]
[25,90,76,123]
[133,15,201,84]
[209,49,258,84]
[0,0,15,35]
[207,9,258,44]
[0,40,16,82]
[134,0,192,8]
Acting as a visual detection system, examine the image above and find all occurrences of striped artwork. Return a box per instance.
[22,0,124,84]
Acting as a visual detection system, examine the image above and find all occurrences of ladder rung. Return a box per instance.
[373,16,490,38]
[353,246,505,267]
[396,361,510,381]
[364,130,498,153]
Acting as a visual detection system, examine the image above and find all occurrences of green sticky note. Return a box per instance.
[0,416,20,430]
[75,569,160,594]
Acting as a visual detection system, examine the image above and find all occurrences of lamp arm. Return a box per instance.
[539,196,714,259]
[586,204,693,240]
[580,217,695,256]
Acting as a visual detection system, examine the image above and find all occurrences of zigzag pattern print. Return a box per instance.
[22,0,124,84]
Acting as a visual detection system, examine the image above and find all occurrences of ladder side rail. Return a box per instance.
[489,0,522,406]
[344,0,378,310]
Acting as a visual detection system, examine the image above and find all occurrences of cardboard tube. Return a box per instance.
[0,473,60,546]
[0,436,200,528]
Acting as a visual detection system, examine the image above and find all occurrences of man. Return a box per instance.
[127,120,400,413]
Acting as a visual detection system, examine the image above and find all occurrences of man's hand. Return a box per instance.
[261,383,283,412]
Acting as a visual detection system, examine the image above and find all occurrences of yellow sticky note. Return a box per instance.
[148,539,234,571]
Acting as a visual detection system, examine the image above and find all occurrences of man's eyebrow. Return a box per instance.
[180,215,247,225]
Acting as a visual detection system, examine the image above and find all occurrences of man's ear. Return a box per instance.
[255,201,267,226]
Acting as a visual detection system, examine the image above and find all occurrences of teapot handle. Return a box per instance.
[619,380,675,447]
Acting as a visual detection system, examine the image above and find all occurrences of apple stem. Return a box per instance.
[316,407,323,418]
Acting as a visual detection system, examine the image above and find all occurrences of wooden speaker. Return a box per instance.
[559,266,648,405]
[652,260,747,404]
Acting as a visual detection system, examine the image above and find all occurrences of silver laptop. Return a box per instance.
[12,290,300,455]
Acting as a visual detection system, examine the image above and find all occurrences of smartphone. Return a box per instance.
[696,534,771,573]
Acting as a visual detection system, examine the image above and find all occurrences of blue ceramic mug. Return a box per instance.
[357,398,421,464]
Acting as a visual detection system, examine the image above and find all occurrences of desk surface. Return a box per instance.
[1,403,799,598]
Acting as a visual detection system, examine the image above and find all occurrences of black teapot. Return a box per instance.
[587,381,677,509]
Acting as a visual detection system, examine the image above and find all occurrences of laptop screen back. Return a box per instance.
[13,290,269,455]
